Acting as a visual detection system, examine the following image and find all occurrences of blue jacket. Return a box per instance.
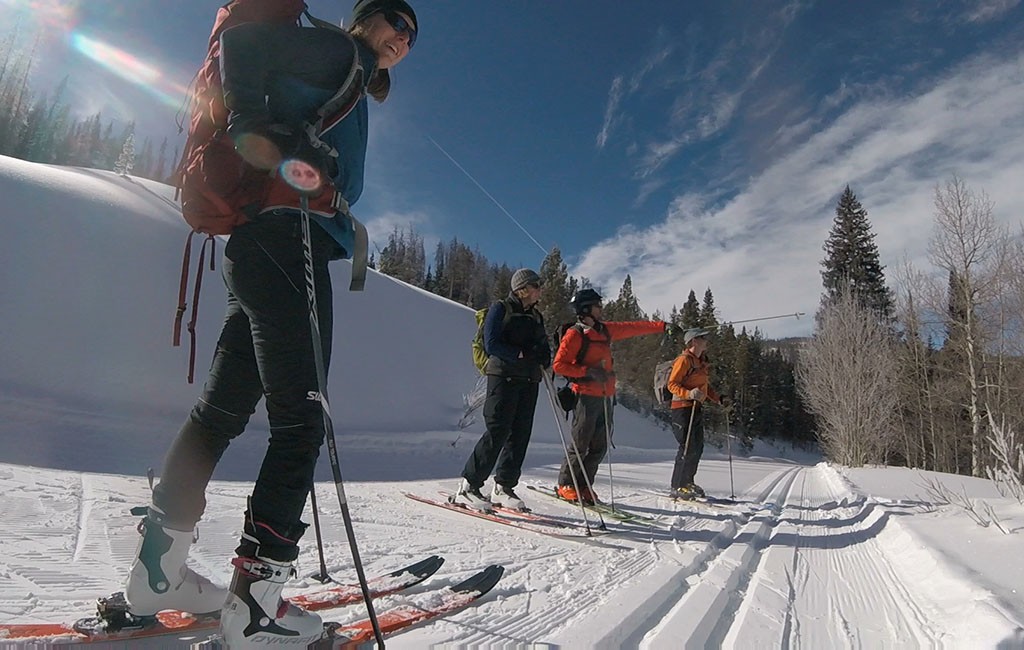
[220,22,378,258]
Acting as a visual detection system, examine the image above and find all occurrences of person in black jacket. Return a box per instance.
[456,269,551,512]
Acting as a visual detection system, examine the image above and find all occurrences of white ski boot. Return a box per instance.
[455,478,493,512]
[491,484,527,511]
[220,555,323,646]
[124,514,227,616]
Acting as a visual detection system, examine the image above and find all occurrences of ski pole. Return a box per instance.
[680,401,697,485]
[306,488,330,583]
[713,311,806,329]
[602,395,617,512]
[298,191,384,648]
[542,372,604,533]
[724,405,735,499]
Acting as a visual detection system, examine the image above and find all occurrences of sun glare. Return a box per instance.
[71,34,159,85]
[0,0,79,31]
[69,33,190,109]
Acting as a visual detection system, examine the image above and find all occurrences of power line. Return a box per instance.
[426,135,548,257]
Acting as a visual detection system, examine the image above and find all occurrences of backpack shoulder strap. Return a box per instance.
[672,351,701,384]
[572,323,590,367]
[308,23,364,136]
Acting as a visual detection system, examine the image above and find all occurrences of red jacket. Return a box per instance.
[553,320,666,397]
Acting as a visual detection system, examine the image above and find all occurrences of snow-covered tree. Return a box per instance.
[114,131,135,176]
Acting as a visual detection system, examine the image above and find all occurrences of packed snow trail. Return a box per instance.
[2,460,1023,648]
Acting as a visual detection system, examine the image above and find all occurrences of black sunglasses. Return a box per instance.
[382,10,416,48]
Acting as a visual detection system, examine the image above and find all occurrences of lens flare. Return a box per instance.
[0,0,79,31]
[71,33,158,85]
[280,159,323,196]
[69,32,190,109]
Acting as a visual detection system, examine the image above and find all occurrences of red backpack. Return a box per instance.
[176,0,307,236]
[172,0,365,382]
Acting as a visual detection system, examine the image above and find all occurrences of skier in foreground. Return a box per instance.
[123,1,418,646]
[456,269,551,512]
[667,328,724,499]
[553,289,675,504]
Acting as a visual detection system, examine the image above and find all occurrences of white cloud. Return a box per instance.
[596,45,674,151]
[572,51,1024,338]
[596,76,624,149]
[963,0,1021,23]
[364,210,433,256]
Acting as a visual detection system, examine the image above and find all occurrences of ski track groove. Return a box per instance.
[453,545,657,646]
[724,464,950,649]
[71,473,89,563]
[636,466,802,649]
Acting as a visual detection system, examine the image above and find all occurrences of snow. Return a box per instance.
[0,153,1022,648]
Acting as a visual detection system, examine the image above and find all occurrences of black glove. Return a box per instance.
[665,323,683,338]
[584,366,608,383]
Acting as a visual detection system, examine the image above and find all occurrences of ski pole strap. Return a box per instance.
[172,232,217,384]
[173,231,195,348]
[348,213,368,292]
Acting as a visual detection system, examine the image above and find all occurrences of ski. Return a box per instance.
[526,485,666,528]
[312,564,504,648]
[403,492,616,542]
[195,565,504,649]
[641,488,743,510]
[436,490,572,529]
[0,555,445,643]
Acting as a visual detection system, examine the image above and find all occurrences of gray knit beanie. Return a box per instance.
[510,268,542,292]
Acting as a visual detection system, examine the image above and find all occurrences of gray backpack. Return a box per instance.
[653,358,696,406]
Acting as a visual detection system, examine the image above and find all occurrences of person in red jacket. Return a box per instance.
[667,328,723,499]
[553,289,673,504]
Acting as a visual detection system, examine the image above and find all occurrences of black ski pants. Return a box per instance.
[462,375,540,489]
[557,394,612,488]
[152,215,338,561]
[670,404,704,488]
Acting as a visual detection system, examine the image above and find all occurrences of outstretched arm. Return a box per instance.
[605,320,667,342]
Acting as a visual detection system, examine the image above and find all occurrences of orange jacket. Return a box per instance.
[553,320,666,397]
[668,350,720,408]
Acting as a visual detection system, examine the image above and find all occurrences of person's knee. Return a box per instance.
[192,401,249,440]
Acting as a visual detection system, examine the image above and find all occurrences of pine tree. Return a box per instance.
[153,137,168,182]
[114,130,135,176]
[538,247,575,338]
[604,275,659,409]
[603,275,644,321]
[491,265,513,302]
[698,288,718,329]
[820,186,894,322]
[680,290,701,329]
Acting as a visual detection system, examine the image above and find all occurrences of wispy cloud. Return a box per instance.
[573,50,1024,338]
[963,0,1021,23]
[596,45,673,150]
[628,2,808,183]
[596,76,625,150]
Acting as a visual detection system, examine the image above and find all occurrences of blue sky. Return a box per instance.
[4,0,1024,336]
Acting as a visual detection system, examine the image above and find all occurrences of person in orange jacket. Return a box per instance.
[667,328,724,499]
[553,288,674,504]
